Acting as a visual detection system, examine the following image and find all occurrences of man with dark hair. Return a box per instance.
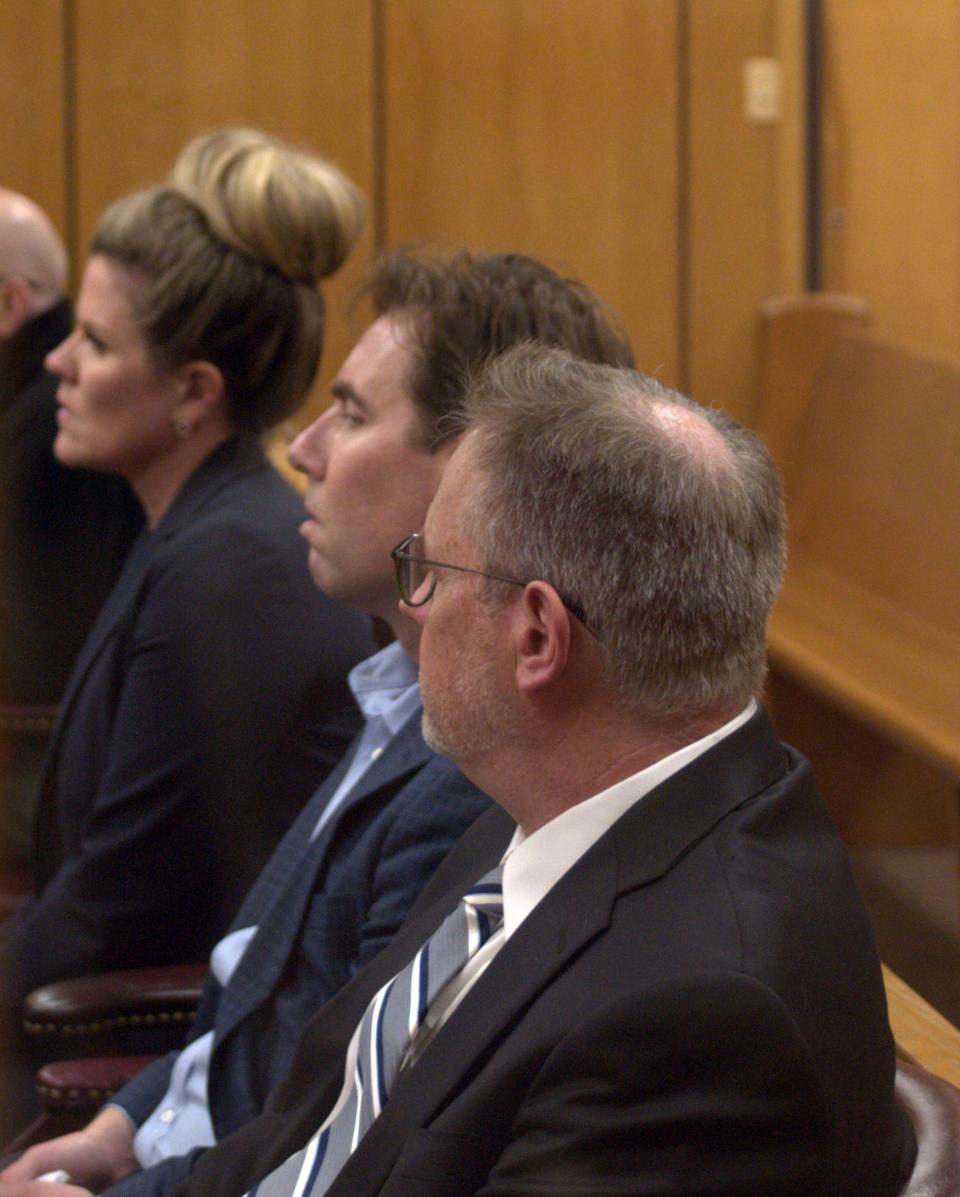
[0,188,142,861]
[357,249,634,445]
[2,253,633,1197]
[125,346,910,1197]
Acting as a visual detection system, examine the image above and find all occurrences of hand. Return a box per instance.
[0,1109,138,1193]
[0,1182,92,1197]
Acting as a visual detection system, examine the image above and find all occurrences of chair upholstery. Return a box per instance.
[35,1055,157,1111]
[897,1059,960,1196]
[24,962,208,1057]
[1,965,206,1155]
[0,1057,145,1158]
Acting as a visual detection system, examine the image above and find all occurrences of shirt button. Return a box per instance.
[370,747,383,761]
[159,1108,176,1124]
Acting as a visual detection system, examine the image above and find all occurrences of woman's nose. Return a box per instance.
[45,329,77,380]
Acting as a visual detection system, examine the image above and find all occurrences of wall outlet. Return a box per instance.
[744,57,782,124]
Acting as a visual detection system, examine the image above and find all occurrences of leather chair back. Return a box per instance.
[897,1059,960,1195]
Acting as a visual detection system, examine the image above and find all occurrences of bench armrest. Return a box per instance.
[24,963,208,1056]
[36,1055,158,1112]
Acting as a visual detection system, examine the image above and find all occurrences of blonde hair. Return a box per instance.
[91,128,365,436]
[170,127,363,284]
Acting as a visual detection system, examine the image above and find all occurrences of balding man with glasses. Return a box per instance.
[156,346,912,1197]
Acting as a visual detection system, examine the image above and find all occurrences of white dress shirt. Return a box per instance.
[327,701,757,1115]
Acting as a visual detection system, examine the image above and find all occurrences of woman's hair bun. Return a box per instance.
[170,127,365,285]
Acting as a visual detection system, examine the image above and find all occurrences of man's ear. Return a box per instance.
[513,581,572,694]
[0,275,34,338]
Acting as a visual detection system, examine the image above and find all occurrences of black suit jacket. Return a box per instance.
[0,301,143,704]
[174,708,915,1197]
[1,438,373,999]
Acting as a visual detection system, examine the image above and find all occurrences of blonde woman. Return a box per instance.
[2,131,373,1000]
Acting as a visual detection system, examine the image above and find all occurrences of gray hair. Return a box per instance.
[462,344,786,718]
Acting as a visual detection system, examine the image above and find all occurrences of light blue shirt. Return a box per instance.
[128,642,420,1166]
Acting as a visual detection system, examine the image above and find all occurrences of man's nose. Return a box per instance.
[288,412,330,478]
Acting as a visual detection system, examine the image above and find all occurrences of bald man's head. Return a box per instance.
[0,188,68,339]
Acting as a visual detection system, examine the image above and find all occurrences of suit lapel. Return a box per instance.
[331,708,788,1195]
[211,713,434,1046]
[35,526,156,795]
[340,822,618,1196]
[33,439,270,868]
[40,439,266,767]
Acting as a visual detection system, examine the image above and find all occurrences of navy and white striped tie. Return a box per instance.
[248,866,504,1197]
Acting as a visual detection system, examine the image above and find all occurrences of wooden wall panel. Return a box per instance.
[382,0,680,386]
[71,0,377,420]
[773,0,808,301]
[782,0,960,848]
[0,0,68,245]
[686,0,806,425]
[822,0,960,359]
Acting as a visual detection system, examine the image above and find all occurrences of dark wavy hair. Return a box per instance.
[356,248,635,448]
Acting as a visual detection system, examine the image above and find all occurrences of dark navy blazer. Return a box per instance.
[0,299,143,706]
[1,439,372,1000]
[106,711,490,1197]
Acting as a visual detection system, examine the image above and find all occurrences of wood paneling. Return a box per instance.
[822,0,960,359]
[382,0,680,386]
[71,0,377,420]
[11,1,959,848]
[687,0,806,424]
[21,0,808,428]
[767,671,954,846]
[773,0,808,298]
[0,0,67,244]
[884,963,960,1090]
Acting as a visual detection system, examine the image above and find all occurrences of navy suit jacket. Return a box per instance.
[0,300,143,706]
[105,711,490,1197]
[1,439,372,1000]
[171,708,915,1197]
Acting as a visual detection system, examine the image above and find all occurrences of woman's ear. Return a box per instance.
[173,360,228,428]
[513,581,572,694]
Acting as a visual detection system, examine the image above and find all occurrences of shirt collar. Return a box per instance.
[348,639,421,734]
[501,700,757,937]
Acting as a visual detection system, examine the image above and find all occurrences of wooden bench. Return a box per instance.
[886,964,960,1089]
[886,965,960,1196]
[756,295,960,784]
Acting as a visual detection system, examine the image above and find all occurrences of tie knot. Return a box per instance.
[463,865,504,919]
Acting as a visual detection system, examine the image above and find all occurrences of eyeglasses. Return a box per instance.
[391,532,592,631]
